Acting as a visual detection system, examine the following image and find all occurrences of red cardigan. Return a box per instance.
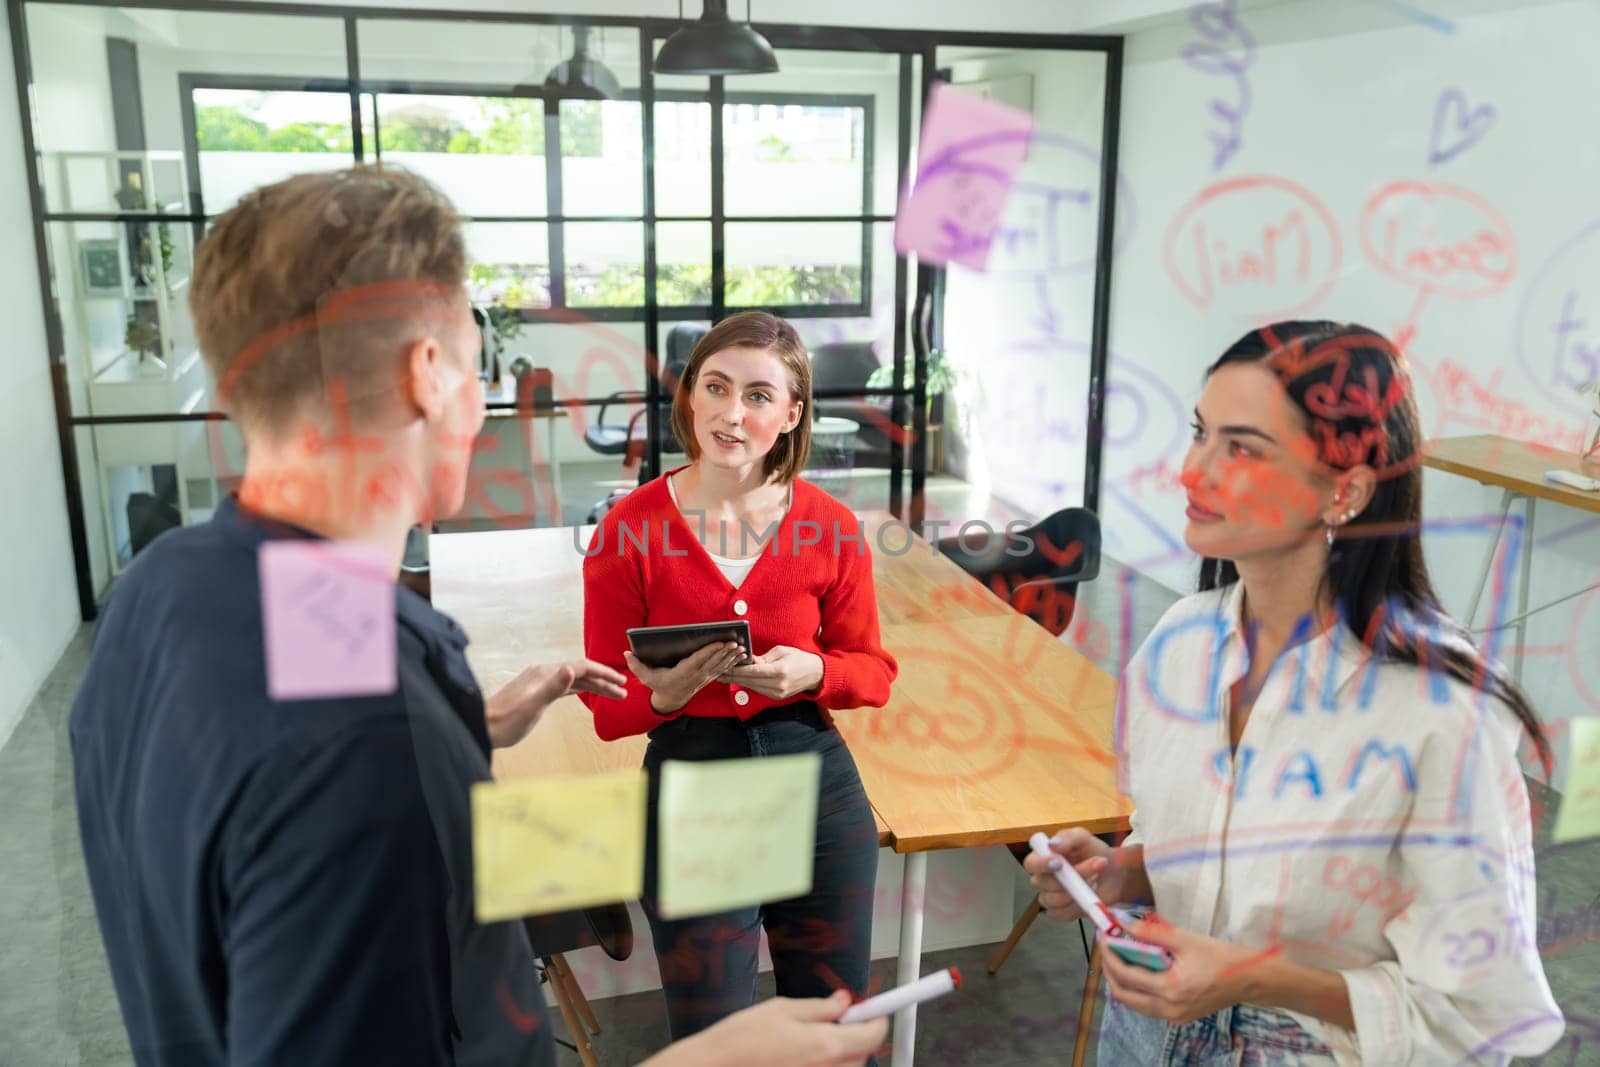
[579,468,898,741]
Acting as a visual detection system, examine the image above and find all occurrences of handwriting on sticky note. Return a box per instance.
[472,769,647,922]
[259,540,396,700]
[657,754,821,920]
[1552,717,1600,843]
[894,81,1033,271]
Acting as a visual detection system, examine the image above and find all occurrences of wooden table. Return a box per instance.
[432,515,1130,1065]
[836,515,1127,1063]
[1423,435,1600,681]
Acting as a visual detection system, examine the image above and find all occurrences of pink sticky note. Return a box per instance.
[894,82,1034,271]
[259,540,397,700]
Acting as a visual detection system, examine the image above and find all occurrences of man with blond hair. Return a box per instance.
[70,166,885,1067]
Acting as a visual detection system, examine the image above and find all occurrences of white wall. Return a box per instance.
[0,8,83,748]
[1101,0,1600,778]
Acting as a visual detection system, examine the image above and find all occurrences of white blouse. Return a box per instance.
[1116,581,1563,1064]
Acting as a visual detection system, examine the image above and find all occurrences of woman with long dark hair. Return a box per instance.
[1027,322,1562,1063]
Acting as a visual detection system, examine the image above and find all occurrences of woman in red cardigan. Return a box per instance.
[580,310,897,1042]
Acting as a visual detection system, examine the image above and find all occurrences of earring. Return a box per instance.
[1326,508,1355,547]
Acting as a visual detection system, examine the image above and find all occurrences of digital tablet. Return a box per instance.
[626,620,753,670]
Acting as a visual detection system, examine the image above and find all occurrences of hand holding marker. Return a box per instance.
[837,967,961,1023]
[1028,832,1172,971]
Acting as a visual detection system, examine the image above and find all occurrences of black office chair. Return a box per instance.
[936,507,1101,637]
[398,524,431,602]
[583,323,704,457]
[810,340,894,467]
[523,904,633,1066]
[583,324,706,523]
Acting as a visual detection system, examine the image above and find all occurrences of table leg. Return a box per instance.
[1464,488,1517,629]
[1514,497,1536,684]
[892,850,928,1067]
[546,415,563,525]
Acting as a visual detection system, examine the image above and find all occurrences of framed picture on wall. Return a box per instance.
[79,237,126,297]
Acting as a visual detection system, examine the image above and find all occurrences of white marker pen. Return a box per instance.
[837,967,962,1024]
[1028,831,1125,937]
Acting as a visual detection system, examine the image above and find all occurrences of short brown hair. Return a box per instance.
[670,311,813,483]
[189,166,466,437]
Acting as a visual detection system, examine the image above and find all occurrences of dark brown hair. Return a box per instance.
[189,165,466,438]
[1198,321,1550,770]
[670,310,813,483]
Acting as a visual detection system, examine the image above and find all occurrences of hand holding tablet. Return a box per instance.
[626,621,754,669]
[624,622,755,716]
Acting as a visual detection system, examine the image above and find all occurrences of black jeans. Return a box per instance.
[641,702,879,1042]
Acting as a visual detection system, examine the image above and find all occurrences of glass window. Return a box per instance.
[657,222,711,307]
[563,222,642,308]
[653,100,710,217]
[723,97,868,217]
[465,222,552,309]
[191,88,356,215]
[183,79,878,316]
[560,100,642,216]
[725,222,864,308]
[374,93,548,216]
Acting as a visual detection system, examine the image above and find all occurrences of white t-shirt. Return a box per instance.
[665,473,791,590]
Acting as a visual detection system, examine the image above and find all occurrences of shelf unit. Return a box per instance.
[47,149,211,577]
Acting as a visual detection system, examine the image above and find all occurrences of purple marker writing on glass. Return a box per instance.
[1182,0,1256,171]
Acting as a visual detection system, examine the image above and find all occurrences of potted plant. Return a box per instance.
[866,347,960,471]
[483,302,526,357]
[865,347,958,420]
[125,313,166,376]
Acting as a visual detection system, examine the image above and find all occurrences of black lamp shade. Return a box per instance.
[534,26,622,99]
[655,0,779,76]
[544,55,621,99]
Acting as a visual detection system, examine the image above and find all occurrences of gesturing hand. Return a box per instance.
[487,659,627,748]
[719,645,825,701]
[625,641,748,714]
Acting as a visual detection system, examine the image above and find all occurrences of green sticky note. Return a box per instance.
[471,769,647,922]
[658,753,822,920]
[1553,717,1600,844]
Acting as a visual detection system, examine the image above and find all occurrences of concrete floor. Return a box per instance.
[4,465,1598,1064]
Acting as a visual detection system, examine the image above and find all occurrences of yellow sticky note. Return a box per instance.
[471,770,647,923]
[658,754,821,920]
[1553,718,1600,844]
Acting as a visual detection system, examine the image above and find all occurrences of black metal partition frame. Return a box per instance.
[177,73,881,324]
[9,0,1123,621]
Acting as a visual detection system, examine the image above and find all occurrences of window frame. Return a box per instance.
[179,73,878,323]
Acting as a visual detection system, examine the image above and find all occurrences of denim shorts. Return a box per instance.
[1100,997,1336,1066]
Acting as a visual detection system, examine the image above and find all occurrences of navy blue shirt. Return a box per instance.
[70,497,554,1067]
